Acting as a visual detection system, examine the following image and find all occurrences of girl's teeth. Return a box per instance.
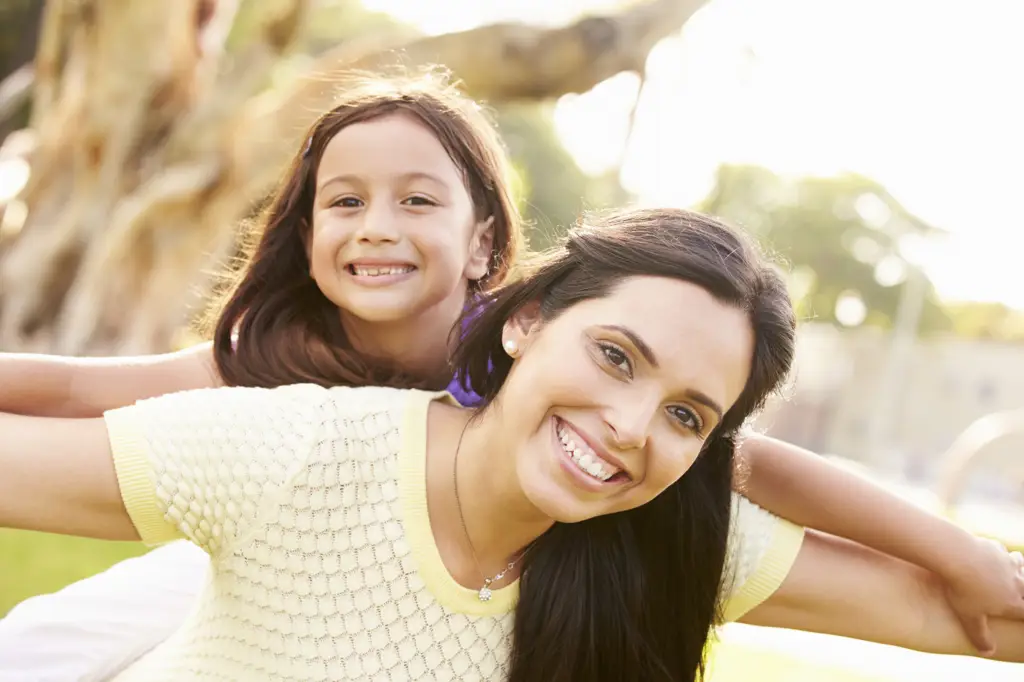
[557,423,617,482]
[352,265,413,276]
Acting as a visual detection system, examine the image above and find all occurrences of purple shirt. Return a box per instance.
[445,374,481,407]
[444,304,486,407]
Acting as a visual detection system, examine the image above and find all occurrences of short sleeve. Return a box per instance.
[104,384,331,555]
[720,493,805,622]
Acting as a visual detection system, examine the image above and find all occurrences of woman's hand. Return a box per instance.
[940,536,1024,656]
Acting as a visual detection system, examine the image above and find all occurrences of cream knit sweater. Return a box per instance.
[104,385,803,681]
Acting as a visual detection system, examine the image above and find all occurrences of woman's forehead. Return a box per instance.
[558,276,754,410]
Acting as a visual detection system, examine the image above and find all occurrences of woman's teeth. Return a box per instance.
[557,422,620,482]
[350,265,414,276]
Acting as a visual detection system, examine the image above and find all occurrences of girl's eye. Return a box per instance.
[402,195,437,207]
[331,197,362,208]
[599,342,633,378]
[669,406,702,433]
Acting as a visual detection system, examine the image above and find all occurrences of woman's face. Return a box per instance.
[499,275,754,523]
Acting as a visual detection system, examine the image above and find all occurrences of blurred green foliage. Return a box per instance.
[700,164,952,334]
[0,530,146,616]
[495,103,631,251]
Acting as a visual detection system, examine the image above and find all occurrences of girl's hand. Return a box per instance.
[942,536,1024,656]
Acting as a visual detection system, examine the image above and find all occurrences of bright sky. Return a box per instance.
[363,0,1024,309]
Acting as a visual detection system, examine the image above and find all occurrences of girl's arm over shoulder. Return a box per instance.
[0,342,220,418]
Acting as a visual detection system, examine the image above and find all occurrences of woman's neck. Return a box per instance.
[426,402,553,588]
[340,293,467,387]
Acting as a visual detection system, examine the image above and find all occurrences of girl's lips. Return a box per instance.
[344,263,417,287]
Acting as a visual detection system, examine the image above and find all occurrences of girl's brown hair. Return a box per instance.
[207,69,522,389]
[452,207,797,682]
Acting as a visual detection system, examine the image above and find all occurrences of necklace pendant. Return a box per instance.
[478,586,493,602]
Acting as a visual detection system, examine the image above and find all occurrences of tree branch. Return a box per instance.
[229,0,710,220]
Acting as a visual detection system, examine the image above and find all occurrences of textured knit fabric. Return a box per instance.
[105,384,804,681]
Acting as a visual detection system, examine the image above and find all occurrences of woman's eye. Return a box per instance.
[599,343,632,377]
[331,197,362,208]
[669,406,702,432]
[402,195,436,207]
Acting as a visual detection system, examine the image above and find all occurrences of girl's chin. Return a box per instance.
[340,299,427,323]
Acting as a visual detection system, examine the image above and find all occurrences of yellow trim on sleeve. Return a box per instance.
[104,406,180,546]
[722,518,805,623]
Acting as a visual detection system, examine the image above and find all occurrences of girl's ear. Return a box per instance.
[464,216,495,282]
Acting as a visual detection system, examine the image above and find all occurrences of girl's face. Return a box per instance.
[308,114,494,324]
[498,276,755,523]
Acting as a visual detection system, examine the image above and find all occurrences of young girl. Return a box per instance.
[3,207,1023,682]
[0,73,1021,677]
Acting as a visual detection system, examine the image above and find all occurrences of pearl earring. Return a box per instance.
[503,339,519,357]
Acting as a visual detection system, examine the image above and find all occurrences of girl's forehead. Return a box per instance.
[317,115,464,187]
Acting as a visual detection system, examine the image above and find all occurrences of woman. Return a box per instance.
[3,208,1023,681]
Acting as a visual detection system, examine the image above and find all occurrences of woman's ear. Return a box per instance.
[465,217,495,282]
[501,300,542,356]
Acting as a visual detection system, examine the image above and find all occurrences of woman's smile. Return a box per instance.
[551,415,633,492]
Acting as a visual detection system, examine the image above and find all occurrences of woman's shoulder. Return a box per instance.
[148,384,451,434]
[172,383,433,403]
[254,384,451,427]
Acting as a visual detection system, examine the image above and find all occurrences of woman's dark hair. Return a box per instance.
[451,207,796,682]
[204,68,522,388]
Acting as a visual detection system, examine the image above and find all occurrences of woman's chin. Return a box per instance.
[519,476,600,525]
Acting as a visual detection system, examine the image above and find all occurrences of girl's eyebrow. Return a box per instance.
[317,172,448,194]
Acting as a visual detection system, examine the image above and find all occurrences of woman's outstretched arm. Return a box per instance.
[0,383,337,681]
[740,529,1024,662]
[0,342,219,418]
[737,433,1024,654]
[0,412,137,539]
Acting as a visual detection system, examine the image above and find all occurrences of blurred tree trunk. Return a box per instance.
[0,0,707,355]
[0,0,43,138]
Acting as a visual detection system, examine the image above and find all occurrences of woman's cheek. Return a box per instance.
[664,448,700,483]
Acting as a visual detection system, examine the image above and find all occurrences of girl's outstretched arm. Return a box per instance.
[0,342,219,418]
[737,433,1024,655]
[741,529,1024,662]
